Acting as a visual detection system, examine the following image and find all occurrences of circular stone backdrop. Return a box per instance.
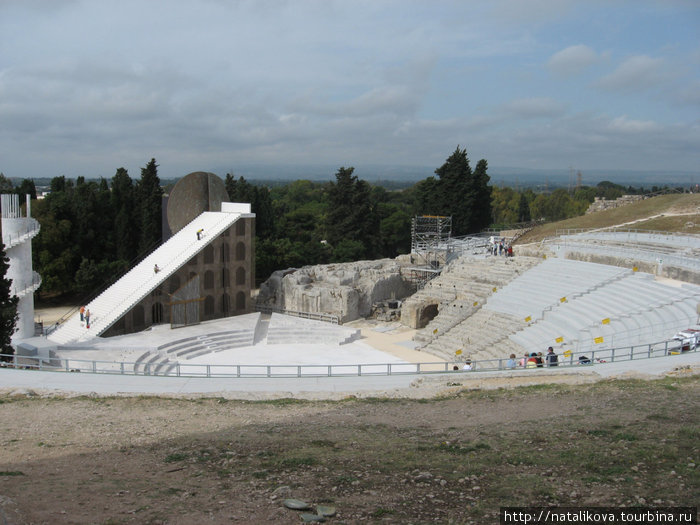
[166,172,230,234]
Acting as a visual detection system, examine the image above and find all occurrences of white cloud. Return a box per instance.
[674,80,700,106]
[547,44,599,76]
[0,0,698,177]
[596,55,667,92]
[608,115,658,133]
[500,97,566,119]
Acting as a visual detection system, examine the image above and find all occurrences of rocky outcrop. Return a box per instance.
[586,195,645,214]
[256,259,415,323]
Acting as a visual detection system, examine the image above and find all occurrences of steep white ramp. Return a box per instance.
[48,207,250,345]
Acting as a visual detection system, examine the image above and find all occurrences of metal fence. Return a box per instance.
[1,338,694,379]
[254,305,339,324]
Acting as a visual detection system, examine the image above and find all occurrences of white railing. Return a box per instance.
[2,218,40,248]
[11,271,42,298]
[2,339,695,378]
[255,305,339,324]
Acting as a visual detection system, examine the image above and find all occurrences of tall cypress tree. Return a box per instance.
[471,158,493,232]
[137,158,163,255]
[0,243,18,356]
[434,146,474,236]
[431,146,493,236]
[111,168,138,262]
[326,167,376,260]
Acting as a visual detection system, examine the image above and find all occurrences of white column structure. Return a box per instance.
[1,194,41,341]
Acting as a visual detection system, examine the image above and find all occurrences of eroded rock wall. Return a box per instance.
[256,259,415,323]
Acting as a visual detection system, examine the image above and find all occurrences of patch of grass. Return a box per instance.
[676,426,699,440]
[251,398,309,406]
[587,429,612,437]
[646,413,672,421]
[164,452,188,463]
[0,471,24,476]
[371,507,395,518]
[614,432,638,442]
[310,439,336,448]
[633,214,700,234]
[334,475,358,484]
[516,194,700,244]
[436,441,491,455]
[278,456,317,468]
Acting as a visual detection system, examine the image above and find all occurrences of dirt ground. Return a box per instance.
[0,371,697,525]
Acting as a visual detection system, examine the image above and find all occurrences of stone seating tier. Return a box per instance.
[414,256,699,364]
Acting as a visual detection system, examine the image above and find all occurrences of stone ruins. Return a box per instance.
[256,258,416,323]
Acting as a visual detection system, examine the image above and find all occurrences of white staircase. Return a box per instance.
[48,210,247,345]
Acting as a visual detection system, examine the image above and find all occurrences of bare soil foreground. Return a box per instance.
[0,371,697,525]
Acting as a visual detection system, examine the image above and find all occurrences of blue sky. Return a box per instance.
[0,0,698,182]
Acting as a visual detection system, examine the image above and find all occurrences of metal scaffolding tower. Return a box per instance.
[407,215,452,289]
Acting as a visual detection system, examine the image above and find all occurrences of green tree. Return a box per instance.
[0,174,13,194]
[377,203,411,256]
[426,146,493,235]
[32,180,78,295]
[470,159,492,231]
[74,258,101,293]
[136,158,163,254]
[50,176,67,193]
[326,167,377,260]
[332,239,366,262]
[596,181,625,200]
[0,244,18,356]
[253,185,275,240]
[518,192,531,222]
[15,179,37,200]
[433,147,473,235]
[225,173,275,239]
[111,168,138,262]
[491,186,519,225]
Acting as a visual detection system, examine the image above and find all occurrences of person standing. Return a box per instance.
[546,347,559,367]
[85,309,91,329]
[79,306,85,322]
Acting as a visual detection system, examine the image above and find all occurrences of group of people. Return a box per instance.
[488,236,513,257]
[506,347,559,369]
[79,305,91,329]
[452,359,474,371]
[452,346,600,371]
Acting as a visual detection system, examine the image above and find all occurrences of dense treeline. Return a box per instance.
[26,159,164,297]
[0,149,673,300]
[0,244,18,355]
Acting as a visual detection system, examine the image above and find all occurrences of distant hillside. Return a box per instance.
[214,164,697,188]
[516,193,700,244]
[16,165,697,190]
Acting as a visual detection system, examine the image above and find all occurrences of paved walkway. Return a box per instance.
[1,347,697,399]
[11,308,699,399]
